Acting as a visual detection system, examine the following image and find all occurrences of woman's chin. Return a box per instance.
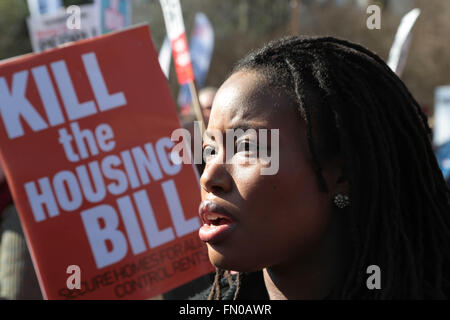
[207,245,243,271]
[207,246,231,269]
[207,245,262,272]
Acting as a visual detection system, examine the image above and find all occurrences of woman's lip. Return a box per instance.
[198,200,235,225]
[198,200,237,243]
[199,222,237,244]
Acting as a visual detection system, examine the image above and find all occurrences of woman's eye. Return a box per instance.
[236,140,257,154]
[203,145,217,161]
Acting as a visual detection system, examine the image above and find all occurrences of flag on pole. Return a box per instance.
[387,8,421,77]
[159,0,194,85]
[158,36,172,79]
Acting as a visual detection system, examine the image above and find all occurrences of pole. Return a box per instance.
[188,80,206,134]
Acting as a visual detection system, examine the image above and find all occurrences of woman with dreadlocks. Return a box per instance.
[191,36,450,300]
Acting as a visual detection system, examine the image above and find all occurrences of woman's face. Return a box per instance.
[199,70,338,272]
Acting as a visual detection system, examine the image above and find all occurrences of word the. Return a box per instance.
[59,122,115,162]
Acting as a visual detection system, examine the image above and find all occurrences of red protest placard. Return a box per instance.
[0,25,213,300]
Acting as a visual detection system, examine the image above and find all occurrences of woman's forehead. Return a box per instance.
[209,71,295,130]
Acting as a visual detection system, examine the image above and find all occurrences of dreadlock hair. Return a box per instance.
[207,36,450,300]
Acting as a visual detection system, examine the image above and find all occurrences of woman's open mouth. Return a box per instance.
[198,201,237,244]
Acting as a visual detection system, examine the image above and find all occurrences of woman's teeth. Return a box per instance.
[205,213,229,225]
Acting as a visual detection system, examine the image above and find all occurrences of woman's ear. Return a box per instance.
[335,174,349,195]
[322,156,348,195]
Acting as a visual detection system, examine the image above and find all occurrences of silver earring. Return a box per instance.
[334,194,350,209]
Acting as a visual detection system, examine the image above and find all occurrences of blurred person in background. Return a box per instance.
[198,86,217,126]
[0,164,42,299]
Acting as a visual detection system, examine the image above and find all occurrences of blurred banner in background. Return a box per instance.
[27,0,63,17]
[95,0,132,34]
[27,3,100,53]
[434,86,450,147]
[26,0,133,53]
[177,12,214,115]
[434,86,450,186]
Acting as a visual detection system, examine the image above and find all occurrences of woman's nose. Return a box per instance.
[200,161,232,195]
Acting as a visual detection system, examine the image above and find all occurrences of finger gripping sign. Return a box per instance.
[0,25,213,299]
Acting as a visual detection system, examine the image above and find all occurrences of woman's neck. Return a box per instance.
[263,256,334,300]
[263,213,348,300]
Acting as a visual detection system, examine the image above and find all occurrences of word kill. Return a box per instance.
[0,51,126,139]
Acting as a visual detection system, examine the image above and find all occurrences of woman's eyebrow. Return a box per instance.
[203,122,267,142]
[228,121,267,131]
